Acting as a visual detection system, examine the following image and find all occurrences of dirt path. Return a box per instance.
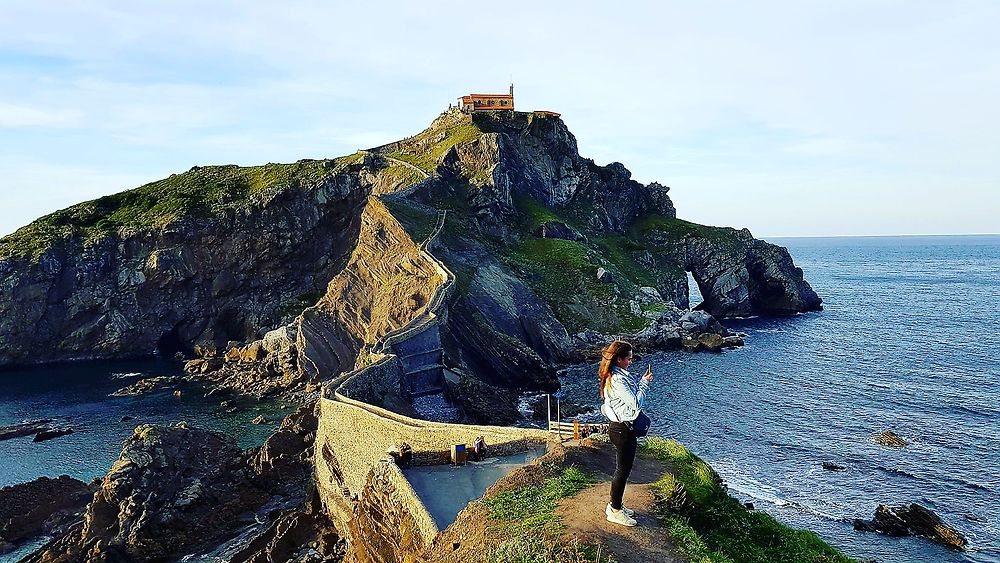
[554,441,688,563]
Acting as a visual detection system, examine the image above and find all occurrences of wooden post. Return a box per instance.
[546,394,551,432]
[573,418,579,440]
[557,397,561,440]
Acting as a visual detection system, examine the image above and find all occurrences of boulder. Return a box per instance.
[697,332,724,353]
[200,357,225,374]
[33,428,75,442]
[0,476,93,546]
[822,462,846,471]
[854,504,967,550]
[251,415,268,425]
[596,267,614,283]
[681,337,701,352]
[721,335,745,348]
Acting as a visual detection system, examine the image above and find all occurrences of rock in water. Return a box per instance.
[874,430,909,447]
[33,428,74,442]
[0,419,53,441]
[822,461,846,471]
[109,375,182,397]
[0,476,93,547]
[854,503,967,550]
[24,424,268,562]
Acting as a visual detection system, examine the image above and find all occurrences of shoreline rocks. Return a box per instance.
[23,424,271,562]
[109,375,183,397]
[854,503,967,550]
[0,476,94,553]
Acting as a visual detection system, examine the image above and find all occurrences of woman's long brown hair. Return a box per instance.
[599,340,632,398]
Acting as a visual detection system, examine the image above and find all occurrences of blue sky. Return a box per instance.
[1,1,998,237]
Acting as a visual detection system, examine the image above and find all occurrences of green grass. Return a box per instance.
[484,467,614,562]
[513,194,564,230]
[593,234,660,287]
[0,159,346,262]
[483,466,596,533]
[633,214,737,245]
[491,536,618,563]
[379,161,424,189]
[503,238,609,332]
[382,199,440,243]
[642,438,859,563]
[386,117,482,173]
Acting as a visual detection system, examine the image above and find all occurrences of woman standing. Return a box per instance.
[599,340,653,527]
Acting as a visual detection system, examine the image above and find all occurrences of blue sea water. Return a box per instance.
[0,360,288,488]
[561,234,1000,563]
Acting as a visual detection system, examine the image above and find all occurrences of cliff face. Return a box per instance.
[0,157,375,366]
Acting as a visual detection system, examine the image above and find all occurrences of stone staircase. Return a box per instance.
[389,323,446,398]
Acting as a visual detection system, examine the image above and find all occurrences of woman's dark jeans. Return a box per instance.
[608,421,637,510]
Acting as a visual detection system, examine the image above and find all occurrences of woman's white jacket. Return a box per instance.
[601,366,649,423]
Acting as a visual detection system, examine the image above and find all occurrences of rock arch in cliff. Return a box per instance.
[680,231,822,318]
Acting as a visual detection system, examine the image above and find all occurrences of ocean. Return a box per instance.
[561,234,1000,563]
[0,360,289,488]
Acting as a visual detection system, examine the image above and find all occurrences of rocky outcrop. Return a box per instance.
[187,198,447,398]
[532,220,587,242]
[0,158,376,368]
[250,403,319,494]
[24,424,270,562]
[854,503,967,550]
[32,428,75,442]
[444,368,522,425]
[641,224,822,317]
[0,476,93,554]
[1,107,819,405]
[425,109,676,234]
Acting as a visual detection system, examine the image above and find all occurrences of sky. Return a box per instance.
[1,1,998,238]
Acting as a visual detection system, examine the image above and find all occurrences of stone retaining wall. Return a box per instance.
[349,460,439,561]
[316,387,548,499]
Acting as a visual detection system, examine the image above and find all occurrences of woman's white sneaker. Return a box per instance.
[605,505,637,527]
[606,503,635,518]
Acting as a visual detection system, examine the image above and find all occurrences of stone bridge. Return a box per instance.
[313,202,550,561]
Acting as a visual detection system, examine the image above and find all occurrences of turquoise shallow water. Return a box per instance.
[561,235,1000,563]
[0,359,289,488]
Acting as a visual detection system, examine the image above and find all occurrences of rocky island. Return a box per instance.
[0,107,839,562]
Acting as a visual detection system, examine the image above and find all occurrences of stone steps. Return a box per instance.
[399,348,443,374]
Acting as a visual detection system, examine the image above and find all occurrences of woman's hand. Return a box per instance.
[643,365,653,382]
